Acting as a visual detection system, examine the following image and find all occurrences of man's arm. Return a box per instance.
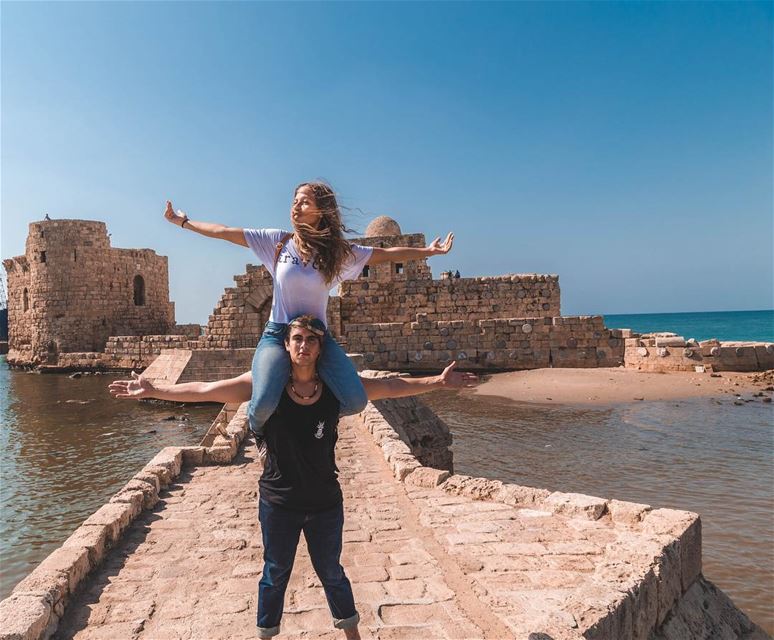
[361,361,478,401]
[367,232,454,265]
[164,200,248,247]
[109,371,253,404]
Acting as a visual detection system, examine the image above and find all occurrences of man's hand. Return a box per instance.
[437,361,478,389]
[109,371,155,399]
[426,232,454,255]
[164,200,187,227]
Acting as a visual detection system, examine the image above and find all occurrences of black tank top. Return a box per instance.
[259,383,342,511]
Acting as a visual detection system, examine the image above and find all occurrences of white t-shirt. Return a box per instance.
[244,228,373,326]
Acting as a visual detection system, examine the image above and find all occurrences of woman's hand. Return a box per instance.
[109,371,155,399]
[437,361,478,389]
[427,232,454,255]
[164,200,188,227]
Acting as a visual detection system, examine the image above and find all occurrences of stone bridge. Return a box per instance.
[1,396,766,640]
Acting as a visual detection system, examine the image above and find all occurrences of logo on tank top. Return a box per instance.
[314,421,325,439]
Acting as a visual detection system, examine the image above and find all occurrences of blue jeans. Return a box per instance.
[257,499,359,637]
[248,322,368,436]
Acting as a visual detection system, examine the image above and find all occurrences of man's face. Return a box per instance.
[285,326,322,366]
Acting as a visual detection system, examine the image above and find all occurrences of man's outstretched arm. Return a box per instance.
[360,361,478,401]
[109,371,253,404]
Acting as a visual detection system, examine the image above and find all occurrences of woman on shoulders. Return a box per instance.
[164,182,454,444]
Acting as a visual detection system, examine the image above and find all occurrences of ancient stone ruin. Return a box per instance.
[3,219,174,366]
[3,216,772,375]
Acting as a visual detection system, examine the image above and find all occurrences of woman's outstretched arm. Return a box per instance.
[366,232,454,265]
[164,201,248,247]
[109,371,253,404]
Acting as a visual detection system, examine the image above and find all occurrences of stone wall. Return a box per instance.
[104,335,192,369]
[336,273,561,331]
[203,265,273,348]
[203,263,346,345]
[624,333,774,373]
[0,404,251,640]
[346,315,623,371]
[3,220,174,367]
[359,370,454,471]
[355,398,767,640]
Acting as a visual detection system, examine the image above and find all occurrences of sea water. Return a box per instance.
[604,309,773,342]
[423,390,774,634]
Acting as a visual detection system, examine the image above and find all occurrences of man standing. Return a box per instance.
[110,315,478,639]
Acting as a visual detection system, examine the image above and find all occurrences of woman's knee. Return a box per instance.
[338,384,368,416]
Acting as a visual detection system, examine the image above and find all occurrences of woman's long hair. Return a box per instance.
[293,182,355,285]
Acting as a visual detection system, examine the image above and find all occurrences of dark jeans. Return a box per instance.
[257,499,359,638]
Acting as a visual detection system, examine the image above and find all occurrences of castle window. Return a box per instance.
[73,249,77,262]
[133,275,145,306]
[361,265,370,278]
[23,288,29,312]
[395,263,404,275]
[40,251,46,263]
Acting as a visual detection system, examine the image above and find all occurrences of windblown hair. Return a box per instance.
[293,182,355,285]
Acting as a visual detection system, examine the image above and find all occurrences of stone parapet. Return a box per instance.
[354,392,763,640]
[0,402,250,640]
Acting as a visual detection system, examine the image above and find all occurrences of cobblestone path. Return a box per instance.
[54,417,509,640]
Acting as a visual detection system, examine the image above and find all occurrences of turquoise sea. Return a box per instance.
[603,309,773,343]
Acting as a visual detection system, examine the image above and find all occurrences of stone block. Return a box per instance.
[148,447,183,478]
[655,336,686,347]
[679,516,702,591]
[83,501,136,543]
[11,564,69,607]
[180,446,205,466]
[121,479,159,510]
[62,524,109,566]
[607,499,652,526]
[653,539,683,626]
[545,492,608,520]
[132,470,161,493]
[392,455,421,481]
[0,594,54,640]
[204,445,235,465]
[34,546,91,595]
[440,474,504,501]
[405,466,450,488]
[494,483,551,507]
[109,489,145,519]
[142,463,172,486]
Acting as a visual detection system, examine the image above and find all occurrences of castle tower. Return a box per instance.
[3,219,174,366]
[353,216,432,283]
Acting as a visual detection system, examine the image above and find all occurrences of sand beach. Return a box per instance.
[472,366,773,406]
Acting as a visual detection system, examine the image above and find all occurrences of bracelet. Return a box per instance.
[181,216,190,229]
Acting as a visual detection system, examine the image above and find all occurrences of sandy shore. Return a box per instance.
[472,367,774,406]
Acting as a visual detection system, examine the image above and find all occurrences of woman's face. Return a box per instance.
[291,186,323,228]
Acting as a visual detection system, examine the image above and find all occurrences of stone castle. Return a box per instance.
[3,216,772,374]
[3,220,174,366]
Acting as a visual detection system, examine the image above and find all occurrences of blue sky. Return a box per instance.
[2,1,772,323]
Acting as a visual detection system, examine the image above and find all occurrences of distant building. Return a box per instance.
[3,219,174,366]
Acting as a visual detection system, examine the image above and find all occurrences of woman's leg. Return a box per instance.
[249,324,291,438]
[317,334,368,416]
